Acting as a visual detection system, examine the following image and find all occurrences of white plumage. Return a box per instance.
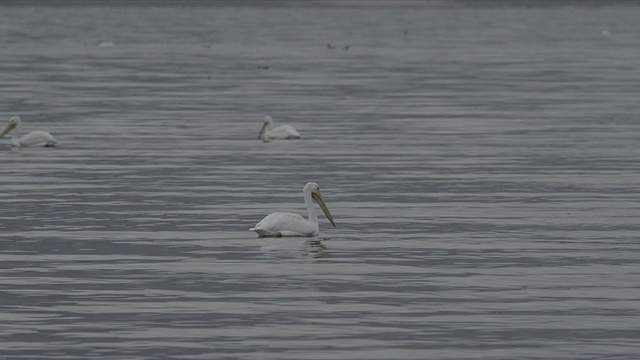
[0,116,57,148]
[258,115,301,142]
[250,182,336,237]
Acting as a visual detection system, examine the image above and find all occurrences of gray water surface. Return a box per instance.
[1,3,639,360]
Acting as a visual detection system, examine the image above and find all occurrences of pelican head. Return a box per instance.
[305,182,336,227]
[258,115,273,140]
[0,116,22,138]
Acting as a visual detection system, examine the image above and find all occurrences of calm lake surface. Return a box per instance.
[1,2,639,359]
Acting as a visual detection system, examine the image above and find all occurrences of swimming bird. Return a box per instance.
[0,116,57,147]
[250,182,336,237]
[96,40,115,47]
[258,115,301,142]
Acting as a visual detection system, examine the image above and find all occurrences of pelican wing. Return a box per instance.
[18,131,57,147]
[250,212,316,237]
[267,125,301,140]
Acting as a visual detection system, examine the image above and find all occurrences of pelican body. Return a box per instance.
[250,182,336,237]
[0,116,57,147]
[258,116,301,142]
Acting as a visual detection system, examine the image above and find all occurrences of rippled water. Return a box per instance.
[1,2,640,359]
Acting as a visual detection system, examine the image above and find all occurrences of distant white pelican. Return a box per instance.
[250,182,336,237]
[0,116,57,147]
[258,116,301,142]
[96,40,115,47]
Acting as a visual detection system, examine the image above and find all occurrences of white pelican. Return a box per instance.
[96,40,115,47]
[258,115,301,142]
[250,182,336,237]
[0,116,57,147]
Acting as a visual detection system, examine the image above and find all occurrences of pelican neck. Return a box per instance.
[304,188,318,226]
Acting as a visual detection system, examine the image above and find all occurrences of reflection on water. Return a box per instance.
[1,2,640,360]
[306,239,328,259]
